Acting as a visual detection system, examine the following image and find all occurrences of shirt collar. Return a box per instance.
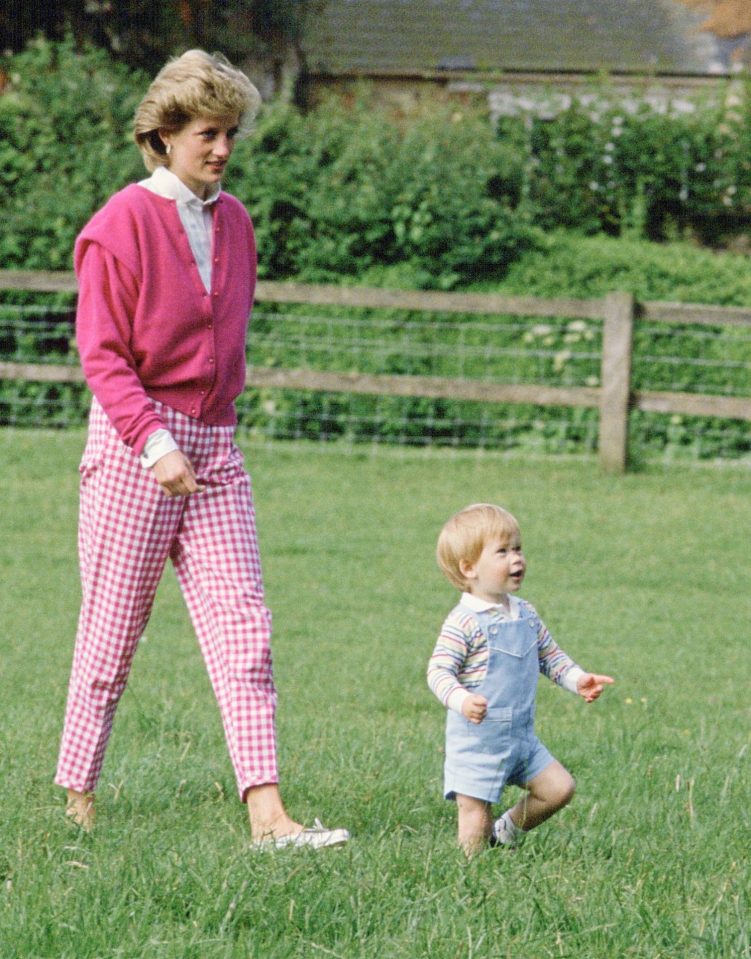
[138,165,221,207]
[460,591,520,615]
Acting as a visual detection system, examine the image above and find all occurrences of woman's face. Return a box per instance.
[162,114,240,199]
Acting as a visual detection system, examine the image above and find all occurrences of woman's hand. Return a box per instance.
[152,449,205,497]
[462,694,489,724]
[576,673,615,703]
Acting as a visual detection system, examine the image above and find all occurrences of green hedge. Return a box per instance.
[1,39,750,461]
[226,99,538,286]
[5,39,751,281]
[0,37,145,270]
[0,38,538,287]
[496,81,751,243]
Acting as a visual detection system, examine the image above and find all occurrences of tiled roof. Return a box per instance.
[302,0,731,76]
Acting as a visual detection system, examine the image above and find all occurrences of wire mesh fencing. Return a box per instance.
[236,302,603,454]
[1,293,750,464]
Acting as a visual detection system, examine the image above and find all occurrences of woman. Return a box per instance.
[55,50,348,850]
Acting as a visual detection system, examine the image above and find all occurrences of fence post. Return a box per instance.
[599,292,635,474]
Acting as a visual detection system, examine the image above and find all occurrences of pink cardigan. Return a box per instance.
[74,184,257,455]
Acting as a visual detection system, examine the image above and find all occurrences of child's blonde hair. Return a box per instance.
[437,503,521,590]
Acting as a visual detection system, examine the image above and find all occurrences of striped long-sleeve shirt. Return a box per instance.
[427,592,584,714]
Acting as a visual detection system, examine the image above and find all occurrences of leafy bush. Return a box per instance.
[4,38,751,276]
[0,35,145,269]
[496,80,751,243]
[227,96,539,286]
[1,40,750,460]
[496,230,751,304]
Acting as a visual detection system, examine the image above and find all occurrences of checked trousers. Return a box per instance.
[55,399,278,800]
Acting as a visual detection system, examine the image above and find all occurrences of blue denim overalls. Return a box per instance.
[444,604,554,803]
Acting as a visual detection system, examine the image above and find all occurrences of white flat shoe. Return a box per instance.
[253,818,350,851]
[491,813,522,848]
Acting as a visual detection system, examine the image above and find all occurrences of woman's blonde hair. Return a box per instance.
[133,49,261,171]
[436,503,521,590]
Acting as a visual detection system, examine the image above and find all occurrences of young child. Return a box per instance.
[427,503,614,855]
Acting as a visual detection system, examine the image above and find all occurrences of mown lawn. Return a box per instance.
[1,429,748,958]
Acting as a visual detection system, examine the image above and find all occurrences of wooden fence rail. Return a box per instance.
[2,269,751,473]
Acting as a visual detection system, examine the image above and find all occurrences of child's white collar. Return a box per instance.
[460,592,521,616]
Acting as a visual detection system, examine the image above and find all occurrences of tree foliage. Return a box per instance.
[0,1,321,74]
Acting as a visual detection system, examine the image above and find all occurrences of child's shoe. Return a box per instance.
[491,811,522,848]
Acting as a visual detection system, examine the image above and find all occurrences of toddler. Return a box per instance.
[427,503,614,855]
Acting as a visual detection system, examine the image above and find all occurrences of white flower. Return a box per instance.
[531,323,553,337]
[553,349,572,372]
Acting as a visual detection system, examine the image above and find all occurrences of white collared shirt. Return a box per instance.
[459,591,522,620]
[139,165,220,292]
[136,167,222,467]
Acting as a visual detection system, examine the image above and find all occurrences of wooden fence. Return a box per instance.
[2,269,751,473]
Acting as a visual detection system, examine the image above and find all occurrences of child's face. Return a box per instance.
[460,533,526,604]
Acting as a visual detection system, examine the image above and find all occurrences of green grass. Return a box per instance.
[1,429,749,958]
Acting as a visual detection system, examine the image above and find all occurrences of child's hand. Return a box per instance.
[462,694,488,724]
[577,673,615,703]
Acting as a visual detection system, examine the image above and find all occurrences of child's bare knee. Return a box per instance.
[537,768,576,811]
[555,773,576,808]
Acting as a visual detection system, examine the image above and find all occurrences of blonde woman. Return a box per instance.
[55,50,348,850]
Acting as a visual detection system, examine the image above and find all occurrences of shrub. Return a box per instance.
[226,95,541,286]
[0,34,145,269]
[496,79,751,243]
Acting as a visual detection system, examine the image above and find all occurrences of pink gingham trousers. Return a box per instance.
[55,399,278,799]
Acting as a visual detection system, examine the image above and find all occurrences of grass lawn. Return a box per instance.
[1,429,748,958]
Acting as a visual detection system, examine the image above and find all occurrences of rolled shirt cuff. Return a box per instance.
[561,665,586,695]
[139,428,179,468]
[446,687,471,714]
